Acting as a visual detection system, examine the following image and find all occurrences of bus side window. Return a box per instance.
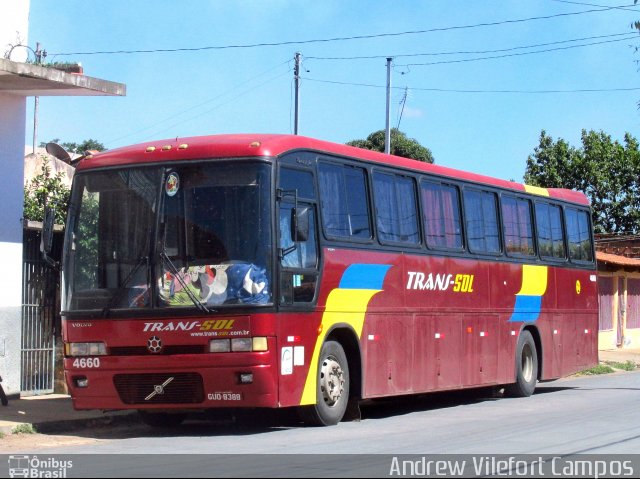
[421,180,463,250]
[501,195,535,257]
[565,208,593,262]
[318,163,372,240]
[535,202,566,260]
[463,189,501,254]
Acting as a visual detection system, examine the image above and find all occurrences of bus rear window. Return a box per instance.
[565,208,593,262]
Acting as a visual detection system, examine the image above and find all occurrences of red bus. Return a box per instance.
[59,134,598,426]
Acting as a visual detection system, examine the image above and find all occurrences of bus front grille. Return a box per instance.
[113,373,205,405]
[110,345,206,356]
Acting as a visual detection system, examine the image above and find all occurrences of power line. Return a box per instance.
[105,59,291,145]
[396,36,637,67]
[306,32,637,60]
[48,4,640,56]
[551,0,640,13]
[302,76,640,94]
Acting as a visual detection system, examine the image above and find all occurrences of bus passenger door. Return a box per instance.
[278,202,319,305]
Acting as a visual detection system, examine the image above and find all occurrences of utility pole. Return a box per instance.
[294,52,301,135]
[32,42,45,154]
[385,57,392,154]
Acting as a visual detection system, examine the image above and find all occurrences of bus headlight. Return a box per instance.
[65,342,106,357]
[209,337,269,353]
[231,338,252,352]
[209,339,231,353]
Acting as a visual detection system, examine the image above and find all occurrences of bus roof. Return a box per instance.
[79,133,589,206]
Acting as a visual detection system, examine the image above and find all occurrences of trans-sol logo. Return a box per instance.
[8,455,73,478]
[406,272,475,293]
[142,320,235,332]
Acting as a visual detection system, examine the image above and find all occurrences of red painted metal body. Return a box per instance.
[63,134,598,411]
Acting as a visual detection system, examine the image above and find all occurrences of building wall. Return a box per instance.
[0,93,27,396]
[0,0,30,62]
[598,271,640,351]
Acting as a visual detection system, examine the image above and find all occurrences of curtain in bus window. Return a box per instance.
[396,176,419,244]
[421,181,462,249]
[344,167,371,238]
[536,203,566,259]
[502,196,534,256]
[550,205,565,258]
[318,164,349,237]
[535,203,553,257]
[373,172,419,244]
[318,163,372,239]
[464,190,500,254]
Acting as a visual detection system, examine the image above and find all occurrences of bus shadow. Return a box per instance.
[360,385,577,420]
[49,386,579,441]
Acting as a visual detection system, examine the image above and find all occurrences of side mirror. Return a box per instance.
[41,207,55,255]
[291,207,310,242]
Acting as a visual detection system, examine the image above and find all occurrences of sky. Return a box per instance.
[22,0,640,183]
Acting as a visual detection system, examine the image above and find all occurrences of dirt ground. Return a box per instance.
[1,431,99,452]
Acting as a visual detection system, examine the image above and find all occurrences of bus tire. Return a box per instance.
[300,340,350,426]
[138,411,187,428]
[504,330,538,397]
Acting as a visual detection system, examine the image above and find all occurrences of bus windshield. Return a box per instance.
[62,161,272,314]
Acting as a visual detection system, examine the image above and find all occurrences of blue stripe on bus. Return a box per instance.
[338,264,392,290]
[509,295,543,322]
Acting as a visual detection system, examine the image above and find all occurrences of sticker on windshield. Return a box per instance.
[165,172,180,197]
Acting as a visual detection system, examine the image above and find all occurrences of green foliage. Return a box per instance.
[12,423,37,434]
[23,157,71,224]
[524,129,640,234]
[605,360,637,371]
[577,364,615,375]
[347,128,434,163]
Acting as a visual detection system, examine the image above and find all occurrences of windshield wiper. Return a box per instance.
[101,255,148,317]
[160,251,211,314]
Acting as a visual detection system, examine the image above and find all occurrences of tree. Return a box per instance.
[525,129,640,234]
[40,138,106,154]
[23,157,71,224]
[347,128,434,163]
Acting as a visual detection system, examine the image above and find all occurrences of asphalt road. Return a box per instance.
[4,371,640,477]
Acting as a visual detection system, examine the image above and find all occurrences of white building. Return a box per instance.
[0,0,125,396]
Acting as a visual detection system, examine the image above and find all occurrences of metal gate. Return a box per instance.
[21,228,60,395]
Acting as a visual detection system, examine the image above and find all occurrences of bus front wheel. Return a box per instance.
[504,330,538,397]
[300,340,350,426]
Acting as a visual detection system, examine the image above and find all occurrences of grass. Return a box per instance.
[605,360,637,371]
[0,432,5,439]
[577,364,616,375]
[12,424,37,434]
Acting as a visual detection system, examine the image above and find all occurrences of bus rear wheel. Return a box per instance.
[300,340,350,426]
[504,330,538,397]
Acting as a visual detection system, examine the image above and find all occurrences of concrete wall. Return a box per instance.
[0,93,27,396]
[0,0,30,398]
[1,0,30,62]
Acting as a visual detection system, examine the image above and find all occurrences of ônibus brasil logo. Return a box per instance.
[8,455,73,478]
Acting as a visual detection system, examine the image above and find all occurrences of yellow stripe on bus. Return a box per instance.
[523,184,550,197]
[299,288,382,406]
[516,264,548,297]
